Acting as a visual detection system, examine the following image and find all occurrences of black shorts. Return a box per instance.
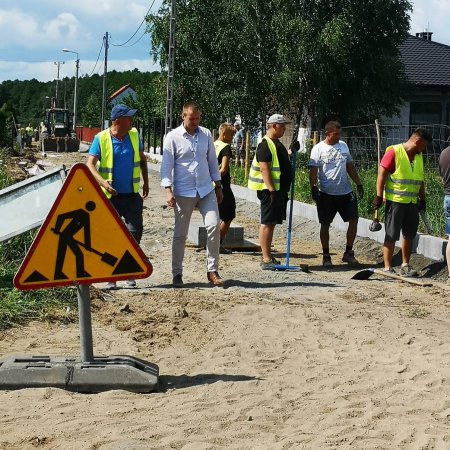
[257,189,288,225]
[384,201,419,242]
[218,185,236,222]
[317,191,358,225]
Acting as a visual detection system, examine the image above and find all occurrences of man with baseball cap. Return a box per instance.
[248,114,292,269]
[86,103,149,289]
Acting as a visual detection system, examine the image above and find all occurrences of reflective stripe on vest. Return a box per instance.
[247,136,281,191]
[384,144,423,204]
[98,127,141,198]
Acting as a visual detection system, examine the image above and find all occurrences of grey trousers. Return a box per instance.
[172,190,220,277]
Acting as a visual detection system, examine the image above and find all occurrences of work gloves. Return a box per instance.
[311,186,320,202]
[356,184,364,199]
[373,195,383,209]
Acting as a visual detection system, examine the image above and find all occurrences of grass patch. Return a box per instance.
[0,151,78,330]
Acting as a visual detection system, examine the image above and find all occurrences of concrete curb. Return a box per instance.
[147,162,447,262]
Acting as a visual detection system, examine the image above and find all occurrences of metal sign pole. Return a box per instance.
[77,284,94,362]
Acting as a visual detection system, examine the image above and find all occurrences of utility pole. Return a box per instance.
[164,0,176,137]
[62,49,80,133]
[101,32,109,130]
[54,61,65,107]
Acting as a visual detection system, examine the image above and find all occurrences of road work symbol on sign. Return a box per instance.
[14,163,152,290]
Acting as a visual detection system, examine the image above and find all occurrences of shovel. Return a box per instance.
[352,268,432,287]
[268,138,309,273]
[51,228,118,266]
[75,239,118,266]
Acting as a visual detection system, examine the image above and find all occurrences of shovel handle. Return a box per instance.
[373,269,432,287]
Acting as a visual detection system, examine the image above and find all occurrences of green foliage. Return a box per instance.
[0,232,78,331]
[0,162,77,330]
[81,93,103,128]
[147,0,412,127]
[0,149,13,188]
[0,70,167,129]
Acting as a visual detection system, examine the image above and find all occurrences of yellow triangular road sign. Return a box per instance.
[14,163,152,290]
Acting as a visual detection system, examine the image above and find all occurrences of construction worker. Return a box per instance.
[19,124,26,148]
[248,114,292,270]
[373,127,432,276]
[86,104,149,289]
[25,123,33,147]
[308,121,364,268]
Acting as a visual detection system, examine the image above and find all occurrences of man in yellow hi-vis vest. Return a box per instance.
[86,104,149,289]
[373,127,432,277]
[248,114,292,270]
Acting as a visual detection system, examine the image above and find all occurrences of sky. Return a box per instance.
[0,0,163,83]
[0,0,449,83]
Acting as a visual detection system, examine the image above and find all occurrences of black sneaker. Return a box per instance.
[172,274,184,287]
[219,246,232,254]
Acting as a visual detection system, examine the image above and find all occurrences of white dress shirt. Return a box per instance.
[161,124,221,198]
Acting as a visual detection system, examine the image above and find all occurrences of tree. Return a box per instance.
[147,0,412,128]
[81,93,102,128]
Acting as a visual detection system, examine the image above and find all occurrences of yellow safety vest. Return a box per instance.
[248,136,281,191]
[97,127,141,199]
[384,144,423,204]
[214,140,228,158]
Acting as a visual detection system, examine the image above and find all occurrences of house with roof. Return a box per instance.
[385,32,450,130]
[109,84,137,106]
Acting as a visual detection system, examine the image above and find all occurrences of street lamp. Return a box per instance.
[62,49,79,134]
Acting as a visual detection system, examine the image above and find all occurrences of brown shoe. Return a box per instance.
[172,274,184,288]
[207,271,224,286]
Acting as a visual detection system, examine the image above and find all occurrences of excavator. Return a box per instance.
[40,107,80,152]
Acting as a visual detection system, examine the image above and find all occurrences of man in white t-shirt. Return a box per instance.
[308,121,364,268]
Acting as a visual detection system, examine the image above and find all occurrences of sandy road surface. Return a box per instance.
[2,152,450,449]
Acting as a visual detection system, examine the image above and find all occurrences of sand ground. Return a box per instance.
[2,152,450,449]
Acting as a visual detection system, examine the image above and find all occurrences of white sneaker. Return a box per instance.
[104,281,117,290]
[125,279,137,288]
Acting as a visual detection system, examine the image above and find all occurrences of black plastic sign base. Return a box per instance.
[0,355,159,393]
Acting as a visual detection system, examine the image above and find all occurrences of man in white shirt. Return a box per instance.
[308,121,364,268]
[161,102,224,287]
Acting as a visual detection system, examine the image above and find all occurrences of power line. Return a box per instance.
[87,40,105,77]
[116,29,148,48]
[110,0,156,47]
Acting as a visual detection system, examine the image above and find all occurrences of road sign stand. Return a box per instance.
[78,284,94,362]
[0,284,159,393]
[0,164,158,393]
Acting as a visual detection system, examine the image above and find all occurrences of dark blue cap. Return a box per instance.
[111,104,138,121]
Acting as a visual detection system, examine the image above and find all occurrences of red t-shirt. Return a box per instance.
[380,145,414,173]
